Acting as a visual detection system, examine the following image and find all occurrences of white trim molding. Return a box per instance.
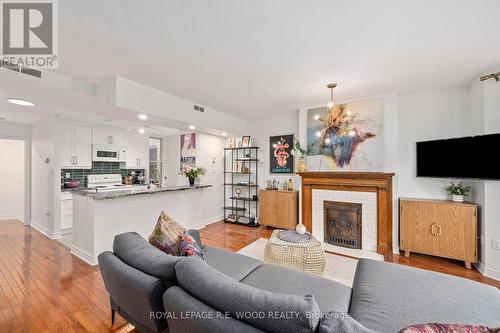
[71,245,98,266]
[30,220,59,239]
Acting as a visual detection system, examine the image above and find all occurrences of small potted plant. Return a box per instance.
[446,182,471,202]
[291,138,307,173]
[179,165,206,187]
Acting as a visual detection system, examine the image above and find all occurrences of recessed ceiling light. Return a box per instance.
[6,98,35,106]
[139,128,145,134]
[138,114,148,120]
[189,125,196,130]
[222,132,227,137]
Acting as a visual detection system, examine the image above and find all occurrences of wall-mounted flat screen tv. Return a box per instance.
[416,133,500,180]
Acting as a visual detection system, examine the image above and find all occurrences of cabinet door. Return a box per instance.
[400,201,437,255]
[136,134,149,169]
[109,130,126,147]
[435,205,476,261]
[92,128,111,145]
[259,191,276,226]
[60,125,74,168]
[275,192,295,229]
[125,133,140,168]
[73,126,92,168]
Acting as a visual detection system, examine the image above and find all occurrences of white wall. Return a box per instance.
[0,139,25,221]
[31,117,59,238]
[162,132,225,225]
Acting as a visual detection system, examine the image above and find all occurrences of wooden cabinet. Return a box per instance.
[60,125,92,169]
[399,198,477,268]
[259,190,298,230]
[92,128,126,146]
[125,133,149,169]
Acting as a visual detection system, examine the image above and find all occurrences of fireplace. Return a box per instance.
[324,201,362,249]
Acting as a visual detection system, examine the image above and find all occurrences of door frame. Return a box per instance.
[0,135,31,225]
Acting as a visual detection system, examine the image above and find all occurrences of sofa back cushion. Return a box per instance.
[175,256,321,333]
[113,232,182,283]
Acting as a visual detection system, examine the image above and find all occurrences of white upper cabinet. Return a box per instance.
[92,128,126,146]
[60,125,92,169]
[125,133,149,169]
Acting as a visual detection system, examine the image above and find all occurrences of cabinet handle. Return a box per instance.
[110,136,113,144]
[436,224,442,236]
[431,223,437,236]
[76,156,78,165]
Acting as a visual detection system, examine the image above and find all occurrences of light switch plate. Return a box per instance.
[65,172,71,178]
[492,239,500,251]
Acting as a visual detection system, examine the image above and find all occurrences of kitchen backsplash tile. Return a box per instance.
[61,162,144,187]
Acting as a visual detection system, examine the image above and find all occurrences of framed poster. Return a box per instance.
[180,133,196,167]
[270,134,294,173]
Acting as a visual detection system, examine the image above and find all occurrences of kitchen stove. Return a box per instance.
[86,174,133,193]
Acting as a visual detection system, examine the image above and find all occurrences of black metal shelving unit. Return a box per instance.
[223,147,259,227]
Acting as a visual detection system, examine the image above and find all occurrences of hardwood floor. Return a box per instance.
[0,219,498,332]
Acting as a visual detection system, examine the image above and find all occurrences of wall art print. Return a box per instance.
[270,134,294,173]
[306,98,384,171]
[180,133,196,167]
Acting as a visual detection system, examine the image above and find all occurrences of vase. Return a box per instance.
[188,177,195,187]
[295,224,307,235]
[297,158,307,173]
[451,194,464,202]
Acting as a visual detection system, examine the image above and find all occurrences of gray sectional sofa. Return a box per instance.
[98,231,500,333]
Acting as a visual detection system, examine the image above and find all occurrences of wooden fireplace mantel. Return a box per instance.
[297,172,395,256]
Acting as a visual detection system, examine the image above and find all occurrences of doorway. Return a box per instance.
[0,139,25,223]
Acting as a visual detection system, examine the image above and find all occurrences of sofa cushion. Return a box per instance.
[148,211,186,256]
[113,231,182,282]
[202,246,262,281]
[349,259,500,333]
[318,312,375,333]
[175,256,321,333]
[241,264,352,313]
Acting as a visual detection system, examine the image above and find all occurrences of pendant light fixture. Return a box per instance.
[326,83,337,110]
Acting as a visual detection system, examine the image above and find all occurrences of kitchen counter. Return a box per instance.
[71,183,214,265]
[71,184,212,200]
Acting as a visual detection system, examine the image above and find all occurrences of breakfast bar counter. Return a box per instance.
[71,184,213,265]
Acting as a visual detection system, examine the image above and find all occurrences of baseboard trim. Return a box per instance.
[484,266,500,281]
[61,227,73,236]
[30,220,57,239]
[193,215,223,230]
[71,245,97,266]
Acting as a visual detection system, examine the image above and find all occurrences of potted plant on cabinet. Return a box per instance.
[180,166,206,187]
[446,182,471,202]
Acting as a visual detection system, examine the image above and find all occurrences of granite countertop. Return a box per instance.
[71,184,212,200]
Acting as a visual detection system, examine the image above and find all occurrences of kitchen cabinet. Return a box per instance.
[92,128,126,146]
[125,133,149,169]
[60,192,73,231]
[60,125,92,169]
[399,198,477,269]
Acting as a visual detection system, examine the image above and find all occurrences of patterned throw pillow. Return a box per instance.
[400,324,499,333]
[179,232,204,258]
[148,211,186,256]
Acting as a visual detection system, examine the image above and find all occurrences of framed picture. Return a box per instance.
[241,136,251,148]
[270,134,294,173]
[180,133,196,167]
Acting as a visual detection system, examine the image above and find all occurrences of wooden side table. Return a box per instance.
[264,230,325,276]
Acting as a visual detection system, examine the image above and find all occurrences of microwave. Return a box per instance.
[92,144,126,162]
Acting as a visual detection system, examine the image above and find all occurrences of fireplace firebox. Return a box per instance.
[324,201,362,249]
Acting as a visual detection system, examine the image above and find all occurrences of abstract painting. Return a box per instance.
[306,98,384,171]
[180,133,196,167]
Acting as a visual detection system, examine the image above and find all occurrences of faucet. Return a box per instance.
[152,168,161,189]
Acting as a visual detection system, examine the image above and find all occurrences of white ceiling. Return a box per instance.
[52,0,500,119]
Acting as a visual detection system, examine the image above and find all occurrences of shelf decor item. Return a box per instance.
[291,138,307,172]
[223,146,259,226]
[241,136,251,148]
[446,182,471,202]
[179,165,206,187]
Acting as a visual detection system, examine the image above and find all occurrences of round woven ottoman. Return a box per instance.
[264,230,325,276]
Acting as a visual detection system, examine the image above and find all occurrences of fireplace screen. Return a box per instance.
[324,201,362,249]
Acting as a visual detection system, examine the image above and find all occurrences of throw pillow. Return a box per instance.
[399,324,499,333]
[179,232,204,258]
[148,211,186,256]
